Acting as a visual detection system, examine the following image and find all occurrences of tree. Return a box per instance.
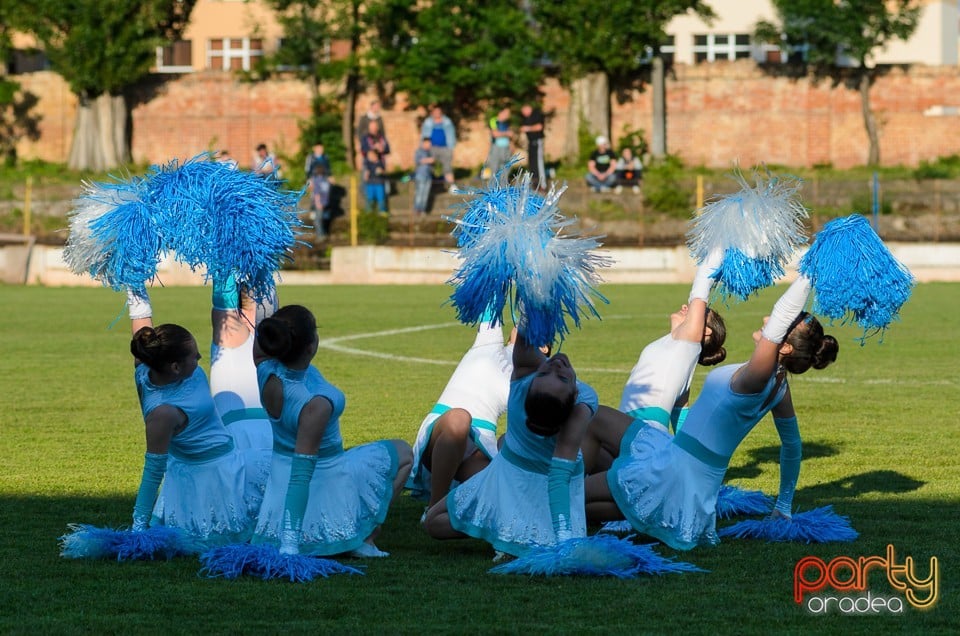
[534,1,714,162]
[365,0,544,124]
[0,5,41,165]
[755,0,921,166]
[15,1,196,171]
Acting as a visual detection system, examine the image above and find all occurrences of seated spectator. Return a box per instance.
[363,148,388,215]
[307,162,332,239]
[586,136,617,192]
[304,143,331,180]
[615,147,643,193]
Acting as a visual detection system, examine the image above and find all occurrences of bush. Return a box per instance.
[357,211,390,244]
[913,154,960,180]
[643,154,692,217]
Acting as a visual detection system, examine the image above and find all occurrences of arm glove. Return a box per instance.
[547,457,578,542]
[132,452,167,530]
[761,276,812,344]
[279,453,318,555]
[773,416,802,517]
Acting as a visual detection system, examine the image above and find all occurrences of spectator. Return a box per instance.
[356,99,386,148]
[216,149,238,170]
[519,103,546,190]
[413,137,436,216]
[615,147,643,194]
[307,162,332,239]
[304,143,331,180]
[253,143,281,178]
[360,120,391,171]
[485,107,512,181]
[420,106,456,190]
[362,148,388,215]
[586,136,617,192]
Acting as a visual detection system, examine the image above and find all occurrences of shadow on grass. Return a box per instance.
[727,440,840,480]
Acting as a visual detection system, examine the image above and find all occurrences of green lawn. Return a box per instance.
[0,283,955,634]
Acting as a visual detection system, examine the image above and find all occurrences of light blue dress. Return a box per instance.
[608,363,787,550]
[447,374,598,556]
[135,365,264,546]
[251,359,399,556]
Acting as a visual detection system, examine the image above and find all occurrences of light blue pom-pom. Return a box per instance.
[64,178,165,291]
[716,484,774,520]
[446,172,611,347]
[58,524,200,561]
[198,544,363,582]
[798,214,914,341]
[490,534,705,577]
[687,169,808,301]
[718,505,858,543]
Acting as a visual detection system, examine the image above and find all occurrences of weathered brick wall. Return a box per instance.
[12,62,960,170]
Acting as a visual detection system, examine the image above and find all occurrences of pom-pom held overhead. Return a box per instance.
[687,169,809,302]
[716,484,774,520]
[446,171,611,347]
[63,178,164,291]
[198,544,363,582]
[58,524,202,561]
[490,535,705,578]
[798,214,914,340]
[718,506,859,544]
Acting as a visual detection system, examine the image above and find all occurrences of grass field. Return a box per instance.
[0,283,956,634]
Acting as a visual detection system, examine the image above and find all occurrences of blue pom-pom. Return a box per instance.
[59,524,201,561]
[716,484,774,520]
[64,178,165,290]
[490,534,705,577]
[198,544,363,582]
[446,172,611,346]
[798,214,914,341]
[687,169,808,301]
[718,505,858,543]
[598,520,634,534]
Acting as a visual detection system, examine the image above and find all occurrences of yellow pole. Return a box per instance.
[696,175,704,211]
[23,176,33,236]
[350,174,359,247]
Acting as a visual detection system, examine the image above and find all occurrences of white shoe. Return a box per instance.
[632,185,641,193]
[350,542,390,558]
[419,507,428,525]
[614,185,623,194]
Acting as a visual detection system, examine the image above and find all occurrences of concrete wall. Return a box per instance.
[4,243,959,288]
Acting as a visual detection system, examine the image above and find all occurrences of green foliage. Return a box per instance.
[0,79,42,166]
[296,96,349,180]
[15,1,196,98]
[615,123,649,158]
[356,210,390,244]
[366,0,543,120]
[643,154,691,216]
[850,192,892,216]
[577,115,596,168]
[914,154,960,180]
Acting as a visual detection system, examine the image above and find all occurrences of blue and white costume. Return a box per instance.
[407,322,513,500]
[608,363,792,550]
[251,359,399,556]
[618,333,700,438]
[447,375,598,556]
[210,332,273,452]
[135,365,264,546]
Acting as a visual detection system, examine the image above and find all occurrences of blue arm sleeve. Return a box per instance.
[547,457,578,542]
[212,274,239,311]
[774,416,802,515]
[280,453,318,555]
[132,452,167,530]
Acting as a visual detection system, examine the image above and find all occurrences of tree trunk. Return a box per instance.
[343,72,358,169]
[68,93,129,171]
[651,56,666,159]
[563,71,610,163]
[860,71,880,166]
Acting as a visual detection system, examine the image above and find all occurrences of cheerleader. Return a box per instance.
[407,311,515,508]
[585,275,837,549]
[250,305,413,557]
[127,288,262,546]
[581,250,728,475]
[424,328,598,557]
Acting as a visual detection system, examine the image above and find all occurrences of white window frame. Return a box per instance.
[155,41,194,74]
[693,33,752,63]
[207,37,264,72]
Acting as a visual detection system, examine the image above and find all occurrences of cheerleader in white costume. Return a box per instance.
[587,276,838,550]
[250,305,413,557]
[407,314,514,506]
[126,290,261,547]
[581,250,727,476]
[209,277,275,452]
[424,331,598,557]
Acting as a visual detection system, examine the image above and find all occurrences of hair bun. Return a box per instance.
[813,334,839,370]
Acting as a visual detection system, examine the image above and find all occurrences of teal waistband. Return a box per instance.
[221,407,268,425]
[672,431,729,470]
[272,441,344,459]
[501,444,584,476]
[624,405,670,426]
[432,403,497,432]
[168,438,235,463]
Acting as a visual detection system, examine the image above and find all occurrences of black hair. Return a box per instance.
[699,308,727,366]
[524,382,576,437]
[256,304,317,365]
[782,312,839,374]
[130,324,194,371]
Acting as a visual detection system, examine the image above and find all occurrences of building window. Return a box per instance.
[693,33,753,63]
[7,50,49,74]
[207,38,264,71]
[156,40,193,73]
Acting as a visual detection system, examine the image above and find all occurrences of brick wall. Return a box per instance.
[12,61,960,171]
